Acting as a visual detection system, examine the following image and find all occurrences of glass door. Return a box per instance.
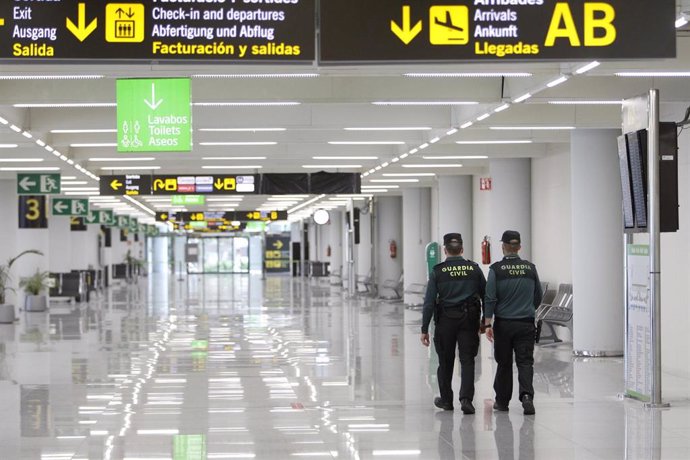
[186,236,250,274]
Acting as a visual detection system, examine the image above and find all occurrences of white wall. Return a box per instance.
[472,174,492,277]
[531,143,572,288]
[376,196,403,295]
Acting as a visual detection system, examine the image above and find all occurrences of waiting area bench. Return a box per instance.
[536,283,573,345]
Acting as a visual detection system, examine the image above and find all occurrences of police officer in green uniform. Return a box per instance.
[421,233,486,414]
[484,230,543,415]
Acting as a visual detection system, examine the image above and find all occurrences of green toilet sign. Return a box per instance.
[425,241,440,278]
[117,78,192,152]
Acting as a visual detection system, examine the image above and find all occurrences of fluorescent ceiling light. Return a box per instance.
[207,197,244,201]
[476,113,491,121]
[202,165,263,169]
[344,127,431,131]
[456,140,532,144]
[64,191,100,196]
[198,142,277,146]
[423,155,488,159]
[71,143,117,148]
[382,173,435,177]
[61,187,99,191]
[404,72,531,77]
[0,166,60,171]
[574,61,600,74]
[89,157,156,161]
[0,158,43,162]
[361,185,399,188]
[362,189,389,193]
[372,450,422,456]
[312,156,378,160]
[10,125,21,133]
[51,128,116,133]
[368,179,419,183]
[193,73,318,78]
[616,71,690,77]
[494,104,510,112]
[429,137,440,144]
[490,126,575,130]
[302,164,362,168]
[199,128,286,132]
[61,181,88,185]
[202,156,267,160]
[514,93,532,103]
[460,122,473,129]
[546,76,568,87]
[14,103,115,108]
[328,141,404,145]
[99,166,161,170]
[418,143,429,149]
[548,100,622,105]
[62,176,77,180]
[676,17,688,28]
[0,75,103,80]
[402,164,463,168]
[372,101,478,106]
[446,128,458,136]
[22,131,32,138]
[194,102,300,107]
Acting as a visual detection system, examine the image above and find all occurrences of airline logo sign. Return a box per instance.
[319,0,675,62]
[100,174,152,196]
[0,0,315,62]
[151,175,256,195]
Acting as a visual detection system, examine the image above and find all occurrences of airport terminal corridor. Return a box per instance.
[0,271,689,460]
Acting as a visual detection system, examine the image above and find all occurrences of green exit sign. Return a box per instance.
[117,78,192,152]
[172,195,205,206]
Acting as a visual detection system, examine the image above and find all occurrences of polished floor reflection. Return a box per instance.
[0,273,689,459]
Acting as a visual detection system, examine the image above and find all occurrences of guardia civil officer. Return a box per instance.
[484,230,543,415]
[421,233,486,414]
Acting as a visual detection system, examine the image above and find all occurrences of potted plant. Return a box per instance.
[19,269,51,312]
[0,250,43,323]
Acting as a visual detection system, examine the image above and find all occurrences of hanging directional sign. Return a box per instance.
[147,224,160,237]
[155,212,171,223]
[117,78,191,152]
[0,0,315,62]
[265,235,291,273]
[99,210,115,226]
[70,217,87,231]
[151,175,257,195]
[51,198,89,217]
[85,211,100,225]
[319,0,676,63]
[128,217,139,232]
[99,175,152,196]
[18,195,48,229]
[171,195,205,206]
[17,173,61,195]
[166,210,288,223]
[117,215,130,229]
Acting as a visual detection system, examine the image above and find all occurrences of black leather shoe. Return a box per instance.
[460,399,475,414]
[493,401,509,411]
[521,395,535,415]
[434,397,454,411]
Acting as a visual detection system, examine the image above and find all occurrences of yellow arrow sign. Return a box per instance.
[273,240,284,250]
[160,213,168,221]
[214,178,224,190]
[110,179,123,191]
[391,5,422,45]
[66,3,98,42]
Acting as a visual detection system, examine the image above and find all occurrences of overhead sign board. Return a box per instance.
[100,175,152,196]
[320,0,676,62]
[17,173,60,195]
[168,210,287,223]
[265,235,291,273]
[151,175,257,195]
[0,0,316,62]
[51,198,89,217]
[172,195,206,206]
[18,195,48,229]
[85,209,116,225]
[117,78,191,152]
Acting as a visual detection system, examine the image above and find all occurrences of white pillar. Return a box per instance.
[49,217,72,273]
[571,129,624,355]
[152,236,168,274]
[376,196,403,296]
[437,176,473,260]
[356,210,372,278]
[324,210,343,277]
[402,188,431,304]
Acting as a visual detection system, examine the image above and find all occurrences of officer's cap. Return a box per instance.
[501,230,521,245]
[443,233,463,246]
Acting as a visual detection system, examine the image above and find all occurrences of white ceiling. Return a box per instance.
[2,5,690,222]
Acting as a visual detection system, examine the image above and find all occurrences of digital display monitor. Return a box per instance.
[626,130,648,229]
[617,135,635,229]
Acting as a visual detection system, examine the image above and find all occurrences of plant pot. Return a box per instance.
[0,304,15,323]
[25,295,47,312]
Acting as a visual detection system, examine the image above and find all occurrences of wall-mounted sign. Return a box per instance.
[51,198,89,217]
[479,177,492,191]
[99,174,152,196]
[117,78,192,152]
[265,235,291,273]
[151,175,257,195]
[0,0,316,62]
[17,173,60,195]
[18,195,47,229]
[320,0,675,62]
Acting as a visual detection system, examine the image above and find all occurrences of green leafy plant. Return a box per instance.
[19,269,51,296]
[0,250,43,304]
[125,250,144,268]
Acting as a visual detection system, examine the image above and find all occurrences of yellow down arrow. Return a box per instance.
[66,3,97,42]
[391,5,422,45]
[110,179,123,190]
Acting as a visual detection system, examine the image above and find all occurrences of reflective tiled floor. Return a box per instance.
[1,273,689,459]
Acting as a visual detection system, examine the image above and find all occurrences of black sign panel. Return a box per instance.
[18,195,47,229]
[151,175,257,195]
[320,0,675,63]
[265,235,291,273]
[1,0,315,62]
[100,175,152,196]
[171,210,288,223]
[70,217,87,231]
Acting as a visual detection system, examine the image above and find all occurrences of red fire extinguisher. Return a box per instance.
[481,236,491,265]
[389,240,397,258]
